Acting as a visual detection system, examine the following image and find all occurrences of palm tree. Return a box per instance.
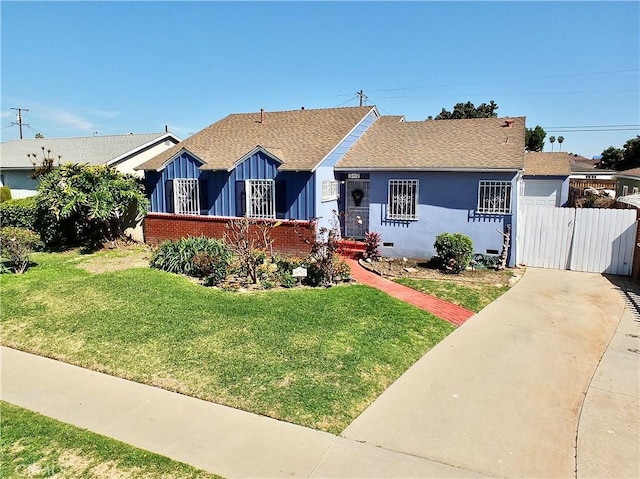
[549,136,556,152]
[557,136,564,151]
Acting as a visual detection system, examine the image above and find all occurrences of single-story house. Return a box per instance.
[0,132,180,198]
[616,167,640,197]
[521,152,570,207]
[137,106,528,263]
[569,154,616,181]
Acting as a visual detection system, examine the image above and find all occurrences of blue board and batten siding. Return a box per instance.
[362,171,518,263]
[147,150,314,220]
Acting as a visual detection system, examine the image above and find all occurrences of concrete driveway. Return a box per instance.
[2,268,638,478]
[341,268,639,478]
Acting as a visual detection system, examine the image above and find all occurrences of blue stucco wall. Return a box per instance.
[147,150,314,219]
[314,165,339,231]
[362,171,518,261]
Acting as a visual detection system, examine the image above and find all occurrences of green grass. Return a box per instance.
[0,402,220,478]
[0,251,454,433]
[394,277,509,312]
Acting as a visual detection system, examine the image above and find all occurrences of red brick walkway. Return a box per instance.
[344,258,475,327]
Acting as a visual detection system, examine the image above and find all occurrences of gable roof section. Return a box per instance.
[0,133,179,169]
[523,152,571,177]
[137,106,376,172]
[335,116,525,171]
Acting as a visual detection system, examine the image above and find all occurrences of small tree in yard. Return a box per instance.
[37,163,148,247]
[433,232,474,274]
[224,217,279,284]
[302,213,351,286]
[0,227,44,274]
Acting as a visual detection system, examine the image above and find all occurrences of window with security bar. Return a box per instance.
[387,179,418,220]
[477,181,512,214]
[246,179,275,218]
[321,179,339,202]
[173,179,200,215]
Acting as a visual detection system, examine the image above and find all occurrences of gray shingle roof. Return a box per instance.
[0,133,178,169]
[617,167,640,177]
[335,116,526,170]
[523,152,571,176]
[136,106,376,172]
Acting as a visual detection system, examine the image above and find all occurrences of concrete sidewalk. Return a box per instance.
[0,347,483,478]
[2,268,638,478]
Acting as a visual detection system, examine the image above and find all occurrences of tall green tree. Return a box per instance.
[428,100,499,120]
[597,146,623,169]
[525,125,547,152]
[37,163,149,246]
[549,136,556,151]
[597,136,640,170]
[557,136,564,151]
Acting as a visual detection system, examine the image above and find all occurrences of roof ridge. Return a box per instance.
[226,105,375,117]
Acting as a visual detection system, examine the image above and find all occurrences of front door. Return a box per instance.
[345,179,369,238]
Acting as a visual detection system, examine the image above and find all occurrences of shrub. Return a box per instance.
[0,186,11,203]
[433,232,474,274]
[0,197,37,229]
[280,271,296,288]
[150,236,232,278]
[0,227,44,274]
[363,231,382,261]
[306,256,351,286]
[36,163,149,247]
[305,220,342,286]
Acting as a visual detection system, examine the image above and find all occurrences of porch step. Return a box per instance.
[338,239,366,259]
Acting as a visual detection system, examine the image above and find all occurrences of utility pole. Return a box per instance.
[357,90,368,107]
[11,107,29,139]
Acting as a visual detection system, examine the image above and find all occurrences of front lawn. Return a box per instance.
[0,402,220,478]
[395,277,509,312]
[0,250,454,433]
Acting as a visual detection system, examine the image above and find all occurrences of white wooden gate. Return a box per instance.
[519,207,637,275]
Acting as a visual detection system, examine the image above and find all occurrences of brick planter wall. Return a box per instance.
[143,213,316,256]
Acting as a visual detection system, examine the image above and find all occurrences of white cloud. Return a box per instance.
[47,109,96,131]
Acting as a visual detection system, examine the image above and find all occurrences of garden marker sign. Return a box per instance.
[292,267,308,283]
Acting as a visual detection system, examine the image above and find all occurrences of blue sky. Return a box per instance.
[1,1,638,159]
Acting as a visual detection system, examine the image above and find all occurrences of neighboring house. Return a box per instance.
[569,153,616,181]
[0,132,180,198]
[137,106,526,263]
[521,152,570,207]
[616,167,640,197]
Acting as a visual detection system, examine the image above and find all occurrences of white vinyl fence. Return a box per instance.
[519,207,637,275]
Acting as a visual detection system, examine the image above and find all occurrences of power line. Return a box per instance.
[544,124,639,129]
[334,95,359,108]
[374,89,638,100]
[544,128,639,133]
[355,69,639,95]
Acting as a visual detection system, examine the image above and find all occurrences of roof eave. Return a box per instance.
[334,166,522,173]
[107,133,181,167]
[136,147,206,172]
[220,145,285,172]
